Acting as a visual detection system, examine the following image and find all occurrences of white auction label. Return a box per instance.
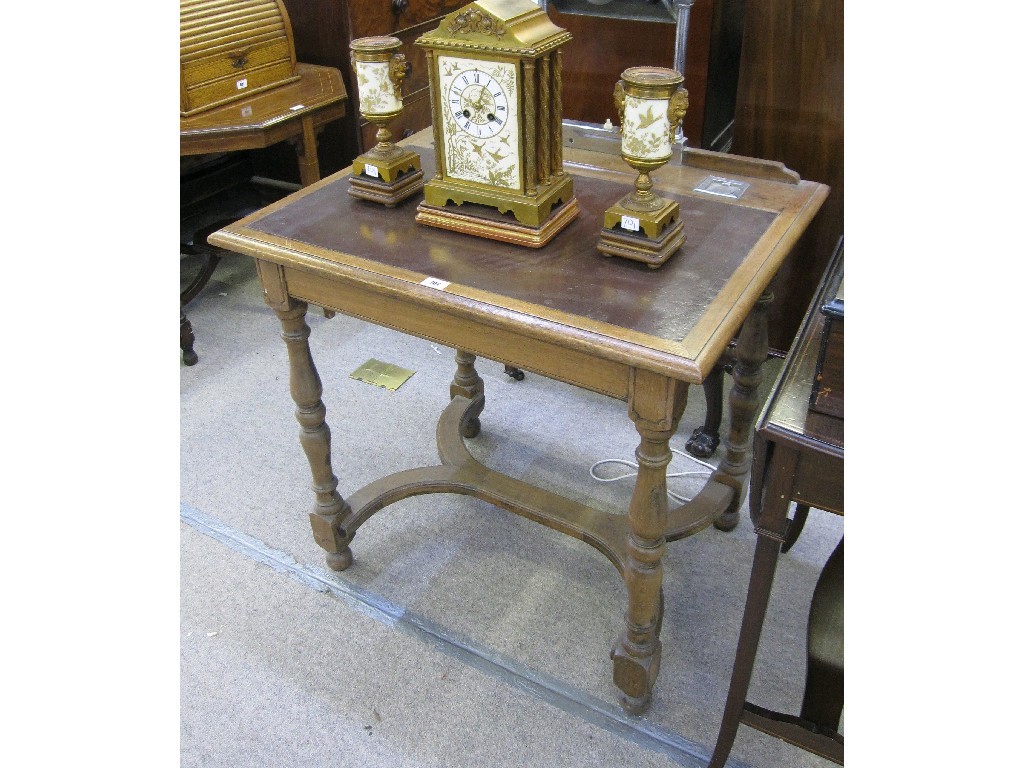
[236,78,248,90]
[289,104,305,111]
[420,277,450,290]
[364,164,379,178]
[621,215,640,232]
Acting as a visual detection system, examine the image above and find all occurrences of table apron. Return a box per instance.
[180,103,346,156]
[791,449,844,516]
[283,266,633,401]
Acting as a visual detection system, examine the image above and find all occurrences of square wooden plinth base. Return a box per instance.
[596,218,687,269]
[415,197,579,248]
[348,169,425,208]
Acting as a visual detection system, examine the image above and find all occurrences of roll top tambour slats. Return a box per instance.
[180,0,298,116]
[180,24,287,61]
[180,0,276,22]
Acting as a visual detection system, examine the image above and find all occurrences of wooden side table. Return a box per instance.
[709,244,844,765]
[209,129,828,712]
[180,63,347,365]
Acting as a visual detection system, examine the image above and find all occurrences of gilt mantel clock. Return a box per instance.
[415,0,578,247]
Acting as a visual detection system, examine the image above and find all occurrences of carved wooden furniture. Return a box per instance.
[708,243,844,765]
[180,0,301,116]
[180,63,348,186]
[179,0,348,364]
[180,63,347,365]
[208,128,827,712]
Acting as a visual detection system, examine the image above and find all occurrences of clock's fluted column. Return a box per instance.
[538,54,551,185]
[424,48,446,180]
[551,49,564,176]
[523,59,538,196]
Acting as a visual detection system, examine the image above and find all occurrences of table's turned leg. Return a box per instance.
[451,350,485,439]
[713,290,772,531]
[181,305,198,366]
[296,115,322,187]
[276,302,354,571]
[612,369,688,713]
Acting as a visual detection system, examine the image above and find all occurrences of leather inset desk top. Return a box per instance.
[213,132,829,385]
[250,148,776,345]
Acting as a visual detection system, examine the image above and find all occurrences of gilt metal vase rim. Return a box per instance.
[351,36,403,54]
[621,66,683,88]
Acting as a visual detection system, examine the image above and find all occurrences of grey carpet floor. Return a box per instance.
[181,249,844,767]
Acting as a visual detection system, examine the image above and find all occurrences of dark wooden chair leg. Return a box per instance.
[685,362,725,458]
[503,364,525,381]
[181,305,198,366]
[708,441,795,768]
[180,248,222,307]
[181,219,233,307]
[801,537,844,730]
[781,503,811,553]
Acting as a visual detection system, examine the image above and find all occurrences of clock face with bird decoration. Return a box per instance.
[440,56,520,188]
[415,0,579,248]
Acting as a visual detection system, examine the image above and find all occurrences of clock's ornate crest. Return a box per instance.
[449,7,506,38]
[415,0,578,248]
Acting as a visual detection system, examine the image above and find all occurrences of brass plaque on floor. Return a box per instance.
[350,359,415,391]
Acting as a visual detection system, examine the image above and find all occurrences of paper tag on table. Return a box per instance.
[420,277,450,290]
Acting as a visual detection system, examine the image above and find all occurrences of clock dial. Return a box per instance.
[447,68,507,139]
[438,56,520,190]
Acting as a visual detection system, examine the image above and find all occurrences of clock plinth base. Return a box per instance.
[597,215,686,270]
[416,195,579,249]
[348,148,425,207]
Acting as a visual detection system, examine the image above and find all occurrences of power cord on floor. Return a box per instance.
[589,448,716,504]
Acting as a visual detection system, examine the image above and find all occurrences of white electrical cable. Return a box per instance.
[589,447,716,504]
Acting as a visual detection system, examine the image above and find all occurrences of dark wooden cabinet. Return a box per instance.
[731,0,843,353]
[546,0,744,151]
